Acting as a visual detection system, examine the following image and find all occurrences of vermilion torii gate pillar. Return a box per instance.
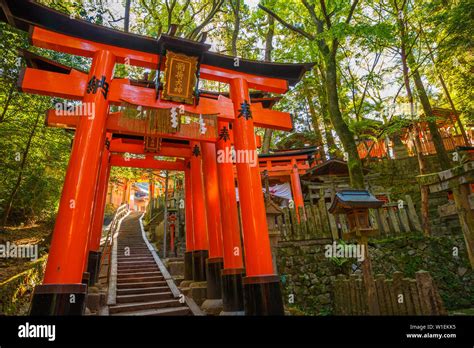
[30,50,115,315]
[189,142,209,281]
[201,143,224,300]
[86,132,112,286]
[290,158,306,221]
[230,78,284,315]
[184,160,195,281]
[216,121,245,313]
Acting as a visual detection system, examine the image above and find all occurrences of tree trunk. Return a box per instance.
[325,51,365,189]
[422,28,470,146]
[315,64,340,159]
[395,3,431,235]
[2,111,41,226]
[261,13,274,155]
[262,128,273,154]
[0,83,16,124]
[408,55,451,170]
[231,0,241,57]
[304,85,326,160]
[124,0,131,32]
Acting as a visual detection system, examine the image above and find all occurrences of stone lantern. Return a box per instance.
[265,200,283,274]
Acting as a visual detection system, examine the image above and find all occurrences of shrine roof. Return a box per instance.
[1,0,314,86]
[303,159,370,179]
[258,146,319,158]
[328,190,383,213]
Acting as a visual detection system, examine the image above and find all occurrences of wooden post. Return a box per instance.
[452,183,474,269]
[360,236,380,315]
[405,195,422,231]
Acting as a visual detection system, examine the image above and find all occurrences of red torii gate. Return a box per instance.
[1,0,313,316]
[257,148,321,220]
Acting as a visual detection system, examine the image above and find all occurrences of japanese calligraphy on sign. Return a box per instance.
[86,75,109,99]
[145,136,160,152]
[162,51,198,105]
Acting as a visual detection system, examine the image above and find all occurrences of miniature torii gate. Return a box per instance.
[257,148,321,220]
[1,0,313,315]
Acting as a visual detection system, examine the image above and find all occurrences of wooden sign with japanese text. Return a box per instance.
[162,50,198,105]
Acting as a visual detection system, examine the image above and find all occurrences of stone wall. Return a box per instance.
[367,155,459,234]
[277,231,473,315]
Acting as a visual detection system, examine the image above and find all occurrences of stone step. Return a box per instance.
[117,286,170,295]
[109,299,181,314]
[116,291,173,303]
[111,306,191,316]
[117,247,149,251]
[116,280,168,289]
[117,256,154,262]
[117,275,164,283]
[118,271,163,279]
[118,265,159,272]
[118,260,156,266]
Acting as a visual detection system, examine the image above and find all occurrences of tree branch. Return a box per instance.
[258,4,315,40]
[319,0,331,28]
[346,0,360,24]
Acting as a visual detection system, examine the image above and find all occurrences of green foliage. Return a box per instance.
[0,256,47,315]
[0,23,72,225]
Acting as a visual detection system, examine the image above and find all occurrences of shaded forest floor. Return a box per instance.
[0,223,51,283]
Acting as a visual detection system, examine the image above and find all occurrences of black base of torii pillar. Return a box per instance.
[206,257,223,299]
[29,284,87,315]
[192,250,208,281]
[86,250,102,285]
[243,276,284,315]
[221,269,245,312]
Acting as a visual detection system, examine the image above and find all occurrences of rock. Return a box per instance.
[201,299,223,316]
[408,250,416,256]
[168,261,185,276]
[457,267,468,277]
[179,280,194,288]
[316,294,331,305]
[86,293,100,312]
[189,281,207,306]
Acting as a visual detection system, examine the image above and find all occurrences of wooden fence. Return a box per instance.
[333,271,446,315]
[275,194,422,242]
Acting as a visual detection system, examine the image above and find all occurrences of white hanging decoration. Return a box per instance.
[199,114,207,135]
[170,107,179,128]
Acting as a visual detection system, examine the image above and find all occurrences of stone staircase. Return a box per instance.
[108,213,191,316]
